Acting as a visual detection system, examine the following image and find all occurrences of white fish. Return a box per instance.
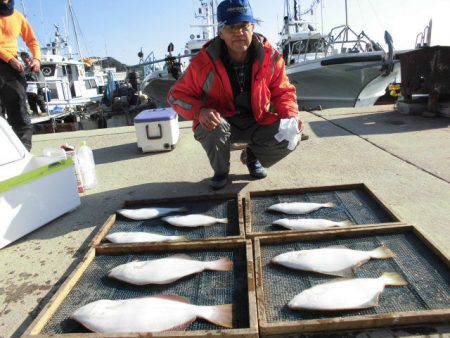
[288,272,407,311]
[108,254,233,285]
[71,294,233,333]
[271,245,396,277]
[267,202,335,214]
[162,214,228,228]
[117,207,187,220]
[273,218,352,231]
[105,232,186,244]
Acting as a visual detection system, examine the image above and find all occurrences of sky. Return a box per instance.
[17,0,450,65]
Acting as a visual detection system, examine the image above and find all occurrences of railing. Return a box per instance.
[287,24,384,64]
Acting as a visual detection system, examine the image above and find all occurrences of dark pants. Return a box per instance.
[27,91,47,114]
[194,113,294,175]
[0,60,32,151]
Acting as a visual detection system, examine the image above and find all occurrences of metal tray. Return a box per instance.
[245,183,402,238]
[24,239,258,337]
[91,193,245,248]
[254,224,450,336]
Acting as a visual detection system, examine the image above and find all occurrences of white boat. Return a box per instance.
[281,0,400,110]
[36,27,103,113]
[139,0,217,107]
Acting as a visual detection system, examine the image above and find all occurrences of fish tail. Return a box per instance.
[198,304,233,328]
[206,257,233,271]
[338,220,353,227]
[370,245,396,259]
[324,202,336,208]
[217,218,228,224]
[380,272,408,286]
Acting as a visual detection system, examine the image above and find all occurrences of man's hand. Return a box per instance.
[9,58,24,72]
[199,108,222,131]
[30,58,41,73]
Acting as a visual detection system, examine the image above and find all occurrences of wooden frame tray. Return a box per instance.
[254,224,450,336]
[24,239,258,337]
[244,183,402,238]
[91,192,245,248]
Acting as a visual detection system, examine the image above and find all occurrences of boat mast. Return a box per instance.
[293,0,300,33]
[344,0,349,40]
[67,0,83,60]
[211,0,216,36]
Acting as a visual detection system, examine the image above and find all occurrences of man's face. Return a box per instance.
[219,22,254,54]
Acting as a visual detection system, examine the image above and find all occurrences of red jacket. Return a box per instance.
[167,34,299,129]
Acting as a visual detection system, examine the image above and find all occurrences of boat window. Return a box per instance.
[89,79,97,88]
[290,39,324,54]
[56,66,65,77]
[84,79,92,89]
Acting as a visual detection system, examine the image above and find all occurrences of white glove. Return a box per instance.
[274,117,301,150]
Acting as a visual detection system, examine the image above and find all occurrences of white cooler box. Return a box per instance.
[0,116,80,249]
[134,108,179,153]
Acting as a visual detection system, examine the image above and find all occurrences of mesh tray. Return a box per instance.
[257,229,450,326]
[247,185,400,236]
[95,196,243,246]
[41,246,250,334]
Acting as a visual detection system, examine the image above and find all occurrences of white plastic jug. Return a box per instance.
[77,141,97,190]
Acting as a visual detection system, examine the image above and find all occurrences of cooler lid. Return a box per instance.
[0,116,29,166]
[134,108,177,123]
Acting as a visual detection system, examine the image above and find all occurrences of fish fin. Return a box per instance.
[327,267,355,278]
[177,207,189,213]
[172,236,188,241]
[205,257,233,272]
[163,318,196,332]
[370,245,396,259]
[217,218,228,224]
[380,272,408,286]
[339,220,353,227]
[198,304,233,329]
[323,202,336,208]
[151,294,191,304]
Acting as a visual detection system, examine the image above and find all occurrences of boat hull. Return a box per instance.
[286,58,400,110]
[141,77,176,108]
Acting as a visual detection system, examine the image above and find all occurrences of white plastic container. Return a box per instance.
[134,108,179,153]
[77,141,97,190]
[0,116,81,249]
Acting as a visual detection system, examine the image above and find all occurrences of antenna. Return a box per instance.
[67,0,83,60]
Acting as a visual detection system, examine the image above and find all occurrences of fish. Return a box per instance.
[271,245,396,277]
[105,232,186,244]
[267,202,335,214]
[71,294,233,333]
[117,207,187,220]
[108,254,233,285]
[272,218,352,231]
[288,272,407,311]
[162,214,228,228]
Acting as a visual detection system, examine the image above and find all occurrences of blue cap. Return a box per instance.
[217,0,258,26]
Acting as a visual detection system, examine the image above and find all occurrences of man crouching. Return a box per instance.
[168,0,301,190]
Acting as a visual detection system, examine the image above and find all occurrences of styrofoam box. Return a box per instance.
[134,108,180,153]
[0,117,81,249]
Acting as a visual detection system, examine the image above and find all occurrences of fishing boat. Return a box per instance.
[139,0,217,107]
[281,0,400,109]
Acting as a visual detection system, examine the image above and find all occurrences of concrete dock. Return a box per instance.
[0,105,449,337]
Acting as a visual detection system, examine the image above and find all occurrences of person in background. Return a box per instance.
[0,0,41,151]
[168,0,302,190]
[20,51,47,116]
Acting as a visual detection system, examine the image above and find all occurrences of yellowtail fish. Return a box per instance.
[117,207,187,220]
[71,294,233,333]
[267,202,335,214]
[271,245,396,277]
[105,232,186,244]
[272,218,352,231]
[288,272,407,311]
[108,254,233,285]
[162,214,228,227]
